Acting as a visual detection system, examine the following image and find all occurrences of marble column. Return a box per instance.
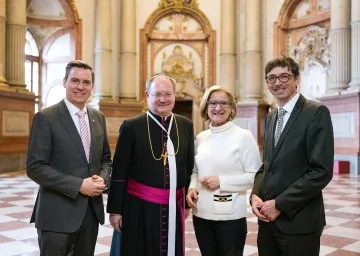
[119,0,136,99]
[6,0,26,90]
[349,0,360,88]
[219,0,236,94]
[0,0,7,88]
[236,0,268,149]
[94,0,112,99]
[328,0,351,92]
[243,0,263,101]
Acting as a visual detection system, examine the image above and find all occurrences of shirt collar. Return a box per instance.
[279,93,299,114]
[64,98,87,116]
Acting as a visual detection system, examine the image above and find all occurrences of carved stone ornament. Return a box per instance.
[289,25,330,75]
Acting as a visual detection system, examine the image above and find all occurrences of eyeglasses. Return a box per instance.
[266,73,293,84]
[149,92,174,99]
[207,100,231,108]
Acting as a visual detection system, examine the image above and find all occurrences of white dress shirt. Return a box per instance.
[275,93,300,135]
[64,98,91,145]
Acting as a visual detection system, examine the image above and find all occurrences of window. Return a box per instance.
[25,30,40,112]
[43,32,72,108]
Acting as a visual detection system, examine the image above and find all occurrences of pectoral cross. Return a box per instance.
[161,151,168,166]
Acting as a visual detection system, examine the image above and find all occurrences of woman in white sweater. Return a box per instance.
[186,85,261,256]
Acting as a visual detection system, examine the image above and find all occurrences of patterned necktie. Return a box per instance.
[274,107,285,147]
[76,110,90,161]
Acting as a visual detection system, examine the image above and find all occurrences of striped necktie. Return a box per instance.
[76,110,90,162]
[274,107,285,147]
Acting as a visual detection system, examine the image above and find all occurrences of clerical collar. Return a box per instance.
[148,110,172,122]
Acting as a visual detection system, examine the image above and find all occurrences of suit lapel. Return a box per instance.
[88,108,97,164]
[58,100,89,164]
[266,110,277,159]
[271,95,306,160]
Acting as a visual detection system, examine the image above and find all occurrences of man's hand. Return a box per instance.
[80,177,106,197]
[260,199,281,221]
[199,176,220,191]
[92,175,105,184]
[110,214,122,231]
[251,194,269,222]
[186,188,199,209]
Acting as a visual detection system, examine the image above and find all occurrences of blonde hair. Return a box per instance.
[199,85,237,121]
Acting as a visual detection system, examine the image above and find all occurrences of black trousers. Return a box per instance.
[37,202,99,256]
[193,215,247,256]
[257,221,322,256]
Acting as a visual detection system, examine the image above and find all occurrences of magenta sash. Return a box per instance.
[127,178,185,255]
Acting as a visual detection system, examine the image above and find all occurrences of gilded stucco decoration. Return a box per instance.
[159,0,198,12]
[161,45,203,98]
[147,0,211,31]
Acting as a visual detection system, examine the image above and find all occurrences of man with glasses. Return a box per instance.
[107,73,195,256]
[251,56,334,256]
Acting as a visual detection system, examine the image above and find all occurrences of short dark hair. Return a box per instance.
[264,56,300,78]
[145,73,176,92]
[64,60,94,83]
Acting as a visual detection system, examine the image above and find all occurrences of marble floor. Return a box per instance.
[0,172,359,256]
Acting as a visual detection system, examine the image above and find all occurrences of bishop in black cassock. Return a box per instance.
[107,74,195,256]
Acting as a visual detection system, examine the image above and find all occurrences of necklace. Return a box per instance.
[147,113,180,165]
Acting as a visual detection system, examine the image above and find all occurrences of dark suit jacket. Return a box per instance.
[27,100,112,233]
[251,94,334,234]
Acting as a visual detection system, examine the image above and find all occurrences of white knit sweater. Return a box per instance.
[189,121,261,221]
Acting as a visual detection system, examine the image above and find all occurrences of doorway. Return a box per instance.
[173,100,192,120]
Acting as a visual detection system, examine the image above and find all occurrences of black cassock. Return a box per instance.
[107,112,195,256]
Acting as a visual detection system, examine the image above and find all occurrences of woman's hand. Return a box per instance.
[199,176,220,191]
[186,188,199,209]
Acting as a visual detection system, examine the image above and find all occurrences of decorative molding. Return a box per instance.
[2,111,30,136]
[106,117,126,137]
[140,2,215,101]
[274,0,330,56]
[331,112,355,139]
[27,25,62,49]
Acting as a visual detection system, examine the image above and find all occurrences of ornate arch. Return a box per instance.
[139,0,216,101]
[274,0,330,56]
[26,0,82,58]
[274,0,331,100]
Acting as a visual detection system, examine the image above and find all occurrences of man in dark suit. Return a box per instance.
[27,60,112,256]
[251,56,334,256]
[107,73,194,256]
